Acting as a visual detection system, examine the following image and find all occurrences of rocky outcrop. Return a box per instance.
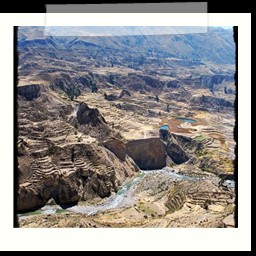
[165,140,189,164]
[77,102,106,126]
[104,93,118,101]
[126,138,166,170]
[17,185,48,212]
[119,74,164,92]
[71,103,112,141]
[159,128,170,141]
[103,90,131,101]
[136,74,164,89]
[51,73,72,92]
[17,142,138,213]
[51,73,96,97]
[119,89,131,98]
[172,134,200,152]
[104,133,194,169]
[103,139,127,161]
[191,95,233,109]
[200,75,234,91]
[17,84,46,101]
[166,80,180,89]
[165,88,192,103]
[17,168,81,212]
[124,132,199,169]
[18,179,80,212]
[52,182,80,206]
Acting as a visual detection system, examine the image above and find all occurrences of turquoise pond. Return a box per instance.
[160,125,169,130]
[175,117,196,123]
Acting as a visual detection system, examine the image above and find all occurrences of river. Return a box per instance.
[18,167,223,218]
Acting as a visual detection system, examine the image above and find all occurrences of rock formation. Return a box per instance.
[76,102,106,126]
[159,128,170,141]
[191,95,233,109]
[166,80,180,89]
[17,84,46,100]
[165,139,189,164]
[103,139,127,161]
[126,138,166,170]
[17,142,138,212]
[16,26,236,228]
[119,89,131,98]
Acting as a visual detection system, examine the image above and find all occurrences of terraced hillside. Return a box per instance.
[17,26,236,228]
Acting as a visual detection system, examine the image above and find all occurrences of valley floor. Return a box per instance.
[19,168,235,228]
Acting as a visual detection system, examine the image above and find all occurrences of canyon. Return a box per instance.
[16,26,236,228]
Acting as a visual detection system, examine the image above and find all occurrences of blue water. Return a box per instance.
[160,125,169,130]
[175,117,196,123]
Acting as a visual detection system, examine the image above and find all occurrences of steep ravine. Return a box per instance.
[18,167,199,218]
[16,86,203,214]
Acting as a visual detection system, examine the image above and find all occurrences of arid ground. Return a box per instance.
[17,26,236,228]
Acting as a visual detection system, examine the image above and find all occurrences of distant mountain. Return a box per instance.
[19,26,209,38]
[18,26,235,64]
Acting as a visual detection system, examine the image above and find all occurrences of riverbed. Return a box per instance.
[18,167,233,219]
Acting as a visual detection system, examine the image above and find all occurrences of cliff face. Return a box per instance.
[76,102,106,126]
[50,73,93,97]
[17,142,138,212]
[191,95,233,109]
[103,139,127,161]
[17,84,46,100]
[200,74,234,91]
[17,90,139,212]
[165,141,189,164]
[126,138,167,170]
[16,81,205,213]
[18,177,80,212]
[104,138,169,170]
[103,135,195,171]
